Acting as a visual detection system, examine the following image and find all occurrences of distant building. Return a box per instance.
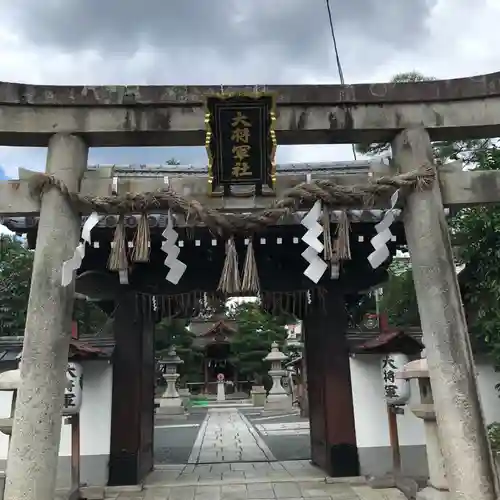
[188,317,251,394]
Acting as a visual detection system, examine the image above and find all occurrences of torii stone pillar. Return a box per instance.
[392,126,498,500]
[4,134,88,500]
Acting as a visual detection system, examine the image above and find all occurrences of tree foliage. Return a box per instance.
[378,260,419,327]
[155,317,204,382]
[0,235,33,336]
[0,234,109,337]
[357,71,500,370]
[451,147,500,366]
[228,302,287,385]
[166,158,181,165]
[73,300,110,337]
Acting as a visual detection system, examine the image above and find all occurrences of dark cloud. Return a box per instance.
[4,0,437,79]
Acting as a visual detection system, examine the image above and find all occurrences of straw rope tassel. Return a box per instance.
[322,208,334,263]
[217,237,241,294]
[132,213,151,263]
[334,210,352,260]
[107,215,128,272]
[241,239,260,295]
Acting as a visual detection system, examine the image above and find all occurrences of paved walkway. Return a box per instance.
[255,421,310,436]
[188,408,275,463]
[75,408,407,499]
[104,461,405,499]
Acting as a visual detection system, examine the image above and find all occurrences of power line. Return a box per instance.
[325,0,357,160]
[325,0,345,85]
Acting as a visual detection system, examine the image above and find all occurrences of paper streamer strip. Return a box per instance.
[161,211,187,285]
[301,200,328,284]
[368,190,399,269]
[61,212,100,287]
[118,270,129,285]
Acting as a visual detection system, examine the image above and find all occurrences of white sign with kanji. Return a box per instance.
[63,362,83,416]
[381,353,410,406]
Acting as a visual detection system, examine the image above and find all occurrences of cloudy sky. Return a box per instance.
[0,0,498,180]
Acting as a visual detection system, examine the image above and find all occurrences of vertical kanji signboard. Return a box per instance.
[381,353,410,406]
[63,361,83,415]
[205,92,277,195]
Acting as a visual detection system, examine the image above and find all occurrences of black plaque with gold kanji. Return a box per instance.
[205,94,276,195]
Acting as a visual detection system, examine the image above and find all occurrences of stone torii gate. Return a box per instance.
[1,74,500,500]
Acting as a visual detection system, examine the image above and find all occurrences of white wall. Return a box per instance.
[59,360,113,458]
[350,354,500,450]
[0,359,113,465]
[476,357,500,425]
[350,354,425,449]
[0,390,11,461]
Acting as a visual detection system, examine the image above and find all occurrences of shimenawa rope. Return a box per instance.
[28,165,434,236]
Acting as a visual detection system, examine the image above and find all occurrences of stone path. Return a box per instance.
[188,408,275,463]
[255,421,310,436]
[72,409,407,499]
[148,460,328,486]
[102,461,405,499]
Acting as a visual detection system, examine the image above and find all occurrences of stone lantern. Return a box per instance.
[397,357,449,500]
[158,347,185,417]
[263,342,292,412]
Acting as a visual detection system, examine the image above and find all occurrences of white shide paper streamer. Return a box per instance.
[301,200,328,284]
[118,269,129,285]
[61,212,100,287]
[368,190,400,269]
[161,211,187,285]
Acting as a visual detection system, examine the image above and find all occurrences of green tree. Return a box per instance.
[155,318,204,383]
[378,260,419,327]
[355,70,496,335]
[73,300,109,337]
[166,158,181,165]
[0,235,33,336]
[228,302,287,386]
[451,147,500,367]
[0,234,109,337]
[371,137,500,371]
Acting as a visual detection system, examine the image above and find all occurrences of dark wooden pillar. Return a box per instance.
[108,292,155,486]
[303,290,359,477]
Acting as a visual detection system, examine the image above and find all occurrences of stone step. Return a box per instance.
[94,481,406,500]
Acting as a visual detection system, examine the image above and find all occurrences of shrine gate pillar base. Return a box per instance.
[108,292,155,486]
[393,126,498,500]
[4,134,88,500]
[304,290,359,478]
